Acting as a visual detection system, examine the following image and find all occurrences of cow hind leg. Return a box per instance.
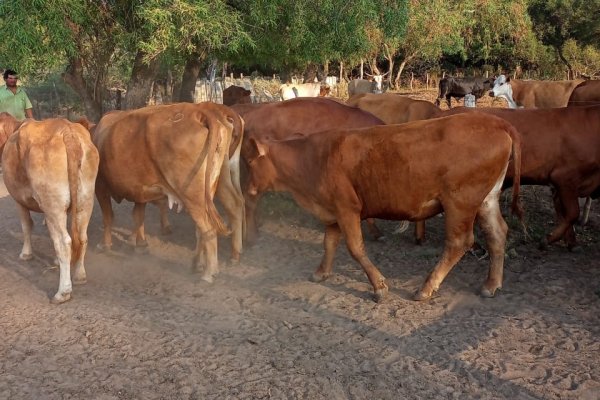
[131,202,150,253]
[95,184,114,251]
[365,218,384,240]
[414,209,475,301]
[312,223,342,282]
[338,214,388,302]
[476,189,508,297]
[546,186,580,250]
[17,204,34,260]
[154,198,172,235]
[71,198,95,286]
[44,212,73,304]
[188,208,220,283]
[216,168,245,263]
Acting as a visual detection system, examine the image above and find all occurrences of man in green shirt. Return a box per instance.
[0,69,33,120]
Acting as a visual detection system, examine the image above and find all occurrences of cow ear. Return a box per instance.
[250,137,268,158]
[505,76,511,82]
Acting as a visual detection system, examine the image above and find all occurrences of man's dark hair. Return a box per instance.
[3,69,17,80]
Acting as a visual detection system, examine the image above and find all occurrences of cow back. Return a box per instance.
[568,80,600,107]
[347,93,441,124]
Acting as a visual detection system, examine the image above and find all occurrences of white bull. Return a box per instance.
[348,73,388,97]
[279,82,330,100]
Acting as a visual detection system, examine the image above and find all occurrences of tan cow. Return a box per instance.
[490,75,583,108]
[245,113,522,302]
[2,118,99,304]
[93,102,244,282]
[346,93,442,124]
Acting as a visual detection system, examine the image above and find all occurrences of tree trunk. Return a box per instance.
[179,55,203,103]
[556,46,574,79]
[125,51,160,110]
[62,57,103,122]
[394,59,408,89]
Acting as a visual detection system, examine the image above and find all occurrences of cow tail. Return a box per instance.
[202,110,230,236]
[506,123,524,222]
[62,129,84,265]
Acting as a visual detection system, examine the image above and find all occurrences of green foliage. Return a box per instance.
[226,0,408,71]
[528,0,600,50]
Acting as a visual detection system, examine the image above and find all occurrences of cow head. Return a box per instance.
[366,71,389,93]
[489,75,520,108]
[244,138,275,197]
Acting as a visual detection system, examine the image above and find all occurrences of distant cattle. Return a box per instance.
[346,93,441,124]
[434,77,495,108]
[244,113,522,302]
[223,85,252,106]
[347,74,388,97]
[279,82,330,100]
[93,102,245,282]
[232,98,384,244]
[568,80,600,107]
[489,75,583,108]
[2,118,99,304]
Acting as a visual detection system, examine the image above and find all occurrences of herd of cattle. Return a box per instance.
[1,74,599,304]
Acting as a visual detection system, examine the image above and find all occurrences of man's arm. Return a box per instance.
[25,108,33,119]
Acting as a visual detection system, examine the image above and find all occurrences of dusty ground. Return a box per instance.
[1,91,599,400]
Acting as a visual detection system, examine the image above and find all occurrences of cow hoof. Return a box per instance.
[50,292,72,304]
[73,277,87,286]
[374,287,388,303]
[134,245,149,255]
[161,226,173,236]
[413,289,433,302]
[310,272,330,282]
[200,273,214,283]
[480,286,500,298]
[19,253,33,261]
[96,243,112,252]
[568,245,583,254]
[415,238,423,246]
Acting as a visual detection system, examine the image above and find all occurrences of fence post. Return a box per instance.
[426,73,429,89]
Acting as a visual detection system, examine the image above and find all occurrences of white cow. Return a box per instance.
[279,82,330,100]
[2,118,99,304]
[490,74,583,109]
[347,72,389,97]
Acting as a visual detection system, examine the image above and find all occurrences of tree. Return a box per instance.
[528,0,600,76]
[391,0,465,88]
[226,0,409,80]
[0,0,250,117]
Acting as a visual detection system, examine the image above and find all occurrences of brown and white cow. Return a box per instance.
[568,80,600,107]
[93,102,244,282]
[232,97,385,244]
[489,75,583,108]
[244,113,522,302]
[346,93,442,124]
[2,118,99,304]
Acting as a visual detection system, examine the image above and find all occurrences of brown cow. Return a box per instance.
[490,75,583,108]
[93,102,244,282]
[223,85,252,106]
[413,106,600,251]
[2,118,99,303]
[232,97,385,244]
[568,80,600,107]
[244,113,522,302]
[346,93,442,124]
